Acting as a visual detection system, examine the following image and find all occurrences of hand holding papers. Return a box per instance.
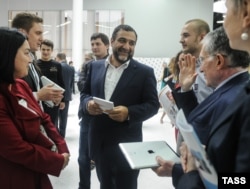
[40,76,65,107]
[176,109,218,189]
[93,97,114,112]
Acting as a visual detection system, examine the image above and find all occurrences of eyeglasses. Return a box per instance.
[198,54,228,65]
[198,55,215,65]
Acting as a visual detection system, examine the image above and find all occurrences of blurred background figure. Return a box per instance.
[56,53,75,138]
[159,59,174,124]
[69,60,76,94]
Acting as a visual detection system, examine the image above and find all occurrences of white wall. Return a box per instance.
[0,0,213,58]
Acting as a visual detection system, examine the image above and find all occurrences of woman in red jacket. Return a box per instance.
[0,28,70,189]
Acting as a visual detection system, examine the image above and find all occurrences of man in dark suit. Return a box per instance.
[11,12,63,108]
[152,27,250,187]
[56,53,75,138]
[80,24,160,189]
[77,33,110,189]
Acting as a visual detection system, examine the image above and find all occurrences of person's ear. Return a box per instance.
[198,34,205,42]
[215,54,226,69]
[18,28,28,35]
[242,0,250,28]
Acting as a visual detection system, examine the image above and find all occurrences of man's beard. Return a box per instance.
[113,48,133,64]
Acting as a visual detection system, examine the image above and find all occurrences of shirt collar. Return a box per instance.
[215,70,248,91]
[105,55,130,69]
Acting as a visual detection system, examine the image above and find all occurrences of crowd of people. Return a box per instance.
[1,0,250,188]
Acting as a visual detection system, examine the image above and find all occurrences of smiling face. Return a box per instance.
[14,40,31,79]
[40,44,53,61]
[111,29,136,65]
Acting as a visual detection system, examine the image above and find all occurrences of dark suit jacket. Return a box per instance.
[0,79,69,189]
[172,72,249,144]
[23,61,43,92]
[80,58,160,160]
[174,73,250,188]
[60,61,75,101]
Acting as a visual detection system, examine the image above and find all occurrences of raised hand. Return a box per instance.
[178,54,198,92]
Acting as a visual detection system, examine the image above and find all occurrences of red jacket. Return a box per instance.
[0,79,69,189]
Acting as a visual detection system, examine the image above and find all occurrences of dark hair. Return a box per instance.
[56,52,67,61]
[0,27,27,83]
[12,12,43,33]
[202,26,250,68]
[90,33,110,46]
[111,24,138,41]
[41,39,54,50]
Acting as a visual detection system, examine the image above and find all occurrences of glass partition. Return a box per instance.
[8,10,124,59]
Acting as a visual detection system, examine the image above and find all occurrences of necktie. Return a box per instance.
[29,63,40,91]
[29,63,44,110]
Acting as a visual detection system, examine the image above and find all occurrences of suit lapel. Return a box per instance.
[95,61,109,98]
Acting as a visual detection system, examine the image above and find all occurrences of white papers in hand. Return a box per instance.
[93,97,114,111]
[176,109,218,189]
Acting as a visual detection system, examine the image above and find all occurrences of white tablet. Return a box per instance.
[119,140,180,169]
[41,76,65,92]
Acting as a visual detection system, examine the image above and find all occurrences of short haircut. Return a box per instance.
[41,39,54,50]
[90,33,110,46]
[12,12,43,33]
[185,19,210,35]
[0,27,27,83]
[202,26,250,68]
[56,52,67,61]
[111,24,138,42]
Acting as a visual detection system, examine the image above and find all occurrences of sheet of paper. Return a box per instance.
[176,109,218,189]
[93,97,114,111]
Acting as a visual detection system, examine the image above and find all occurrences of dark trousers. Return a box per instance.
[59,101,70,138]
[43,104,59,128]
[78,117,91,189]
[95,144,140,189]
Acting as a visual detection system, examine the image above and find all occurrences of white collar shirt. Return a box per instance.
[104,56,129,100]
